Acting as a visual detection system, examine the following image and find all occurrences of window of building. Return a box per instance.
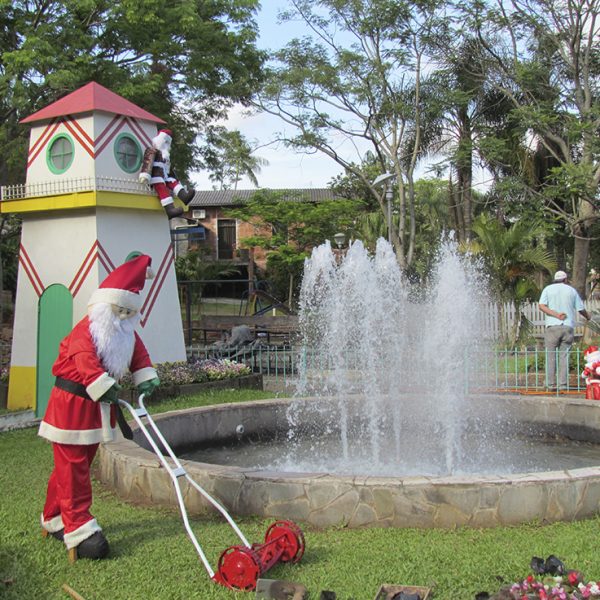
[171,225,207,259]
[114,133,142,173]
[46,134,75,174]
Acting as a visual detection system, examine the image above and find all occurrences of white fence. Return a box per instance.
[0,176,151,201]
[485,300,600,341]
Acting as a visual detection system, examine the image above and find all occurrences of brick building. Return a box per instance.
[170,188,342,272]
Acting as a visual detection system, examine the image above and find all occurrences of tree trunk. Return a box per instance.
[456,107,473,242]
[572,234,590,299]
[572,197,595,298]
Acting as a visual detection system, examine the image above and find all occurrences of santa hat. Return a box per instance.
[88,254,153,311]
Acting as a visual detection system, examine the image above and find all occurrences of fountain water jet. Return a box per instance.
[283,236,490,476]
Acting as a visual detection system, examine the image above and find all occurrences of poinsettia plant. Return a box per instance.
[509,573,600,599]
[501,557,600,599]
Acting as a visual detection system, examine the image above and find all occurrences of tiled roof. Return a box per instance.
[21,82,165,124]
[189,188,341,207]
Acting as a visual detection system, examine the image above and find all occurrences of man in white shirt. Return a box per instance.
[539,270,590,390]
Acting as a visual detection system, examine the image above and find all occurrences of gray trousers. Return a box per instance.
[544,325,574,388]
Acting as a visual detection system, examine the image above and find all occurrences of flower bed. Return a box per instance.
[119,359,261,403]
[484,556,600,599]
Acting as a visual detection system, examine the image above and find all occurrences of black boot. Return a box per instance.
[177,187,195,205]
[164,203,184,219]
[74,531,110,560]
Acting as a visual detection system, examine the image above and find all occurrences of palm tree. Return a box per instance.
[426,38,516,241]
[466,213,557,344]
[204,128,268,190]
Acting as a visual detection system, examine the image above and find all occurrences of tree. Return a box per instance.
[201,128,268,190]
[255,0,448,270]
[0,0,265,185]
[467,213,557,344]
[426,38,516,241]
[468,0,600,297]
[226,189,363,304]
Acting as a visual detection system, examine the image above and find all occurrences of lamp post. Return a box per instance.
[372,173,396,244]
[333,232,346,249]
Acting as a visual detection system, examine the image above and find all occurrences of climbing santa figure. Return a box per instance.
[38,254,161,561]
[139,128,195,219]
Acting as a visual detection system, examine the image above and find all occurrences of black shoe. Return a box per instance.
[164,204,184,219]
[75,531,109,559]
[177,187,195,205]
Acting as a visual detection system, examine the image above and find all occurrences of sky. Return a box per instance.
[190,1,346,191]
[190,2,493,194]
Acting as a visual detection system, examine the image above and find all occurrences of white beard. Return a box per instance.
[88,303,139,380]
[160,144,170,164]
[152,133,171,164]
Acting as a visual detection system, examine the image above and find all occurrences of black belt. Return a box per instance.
[54,377,133,440]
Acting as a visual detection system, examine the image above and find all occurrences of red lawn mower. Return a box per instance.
[119,395,305,591]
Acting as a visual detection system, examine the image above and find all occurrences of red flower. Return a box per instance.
[567,569,582,585]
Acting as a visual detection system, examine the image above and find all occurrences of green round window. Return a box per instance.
[114,133,142,173]
[46,134,74,174]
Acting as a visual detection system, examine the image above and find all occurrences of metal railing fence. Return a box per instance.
[187,344,594,394]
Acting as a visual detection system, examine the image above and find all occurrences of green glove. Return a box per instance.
[100,382,122,404]
[137,377,160,398]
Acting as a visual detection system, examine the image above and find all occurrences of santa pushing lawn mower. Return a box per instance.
[38,254,160,562]
[37,253,306,590]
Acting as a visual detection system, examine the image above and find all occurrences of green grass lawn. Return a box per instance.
[1,388,599,599]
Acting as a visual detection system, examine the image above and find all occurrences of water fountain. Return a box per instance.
[98,238,600,528]
[286,236,489,477]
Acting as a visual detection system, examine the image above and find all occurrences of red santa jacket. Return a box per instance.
[38,316,157,445]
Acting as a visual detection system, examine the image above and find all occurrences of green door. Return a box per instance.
[36,284,73,418]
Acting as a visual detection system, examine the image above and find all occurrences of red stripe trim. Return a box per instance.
[63,119,95,158]
[19,256,44,297]
[95,118,126,157]
[27,120,61,167]
[28,118,58,157]
[95,114,121,147]
[69,241,98,291]
[65,115,94,146]
[70,250,98,298]
[140,245,171,314]
[19,244,45,297]
[140,246,174,327]
[126,117,153,147]
[97,252,112,275]
[97,241,116,271]
[69,241,99,297]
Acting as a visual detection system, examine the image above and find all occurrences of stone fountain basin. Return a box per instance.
[96,395,600,529]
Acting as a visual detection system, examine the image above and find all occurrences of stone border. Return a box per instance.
[96,395,600,529]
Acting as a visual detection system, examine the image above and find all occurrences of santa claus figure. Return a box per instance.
[38,254,160,561]
[582,345,600,400]
[139,128,195,219]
